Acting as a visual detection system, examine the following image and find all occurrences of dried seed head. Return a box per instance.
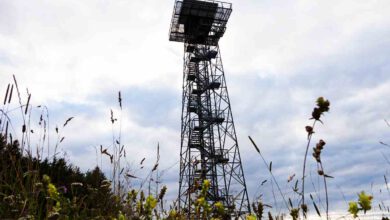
[317,97,330,112]
[301,203,308,213]
[3,84,10,105]
[313,148,321,154]
[8,84,13,104]
[311,107,322,120]
[312,152,321,162]
[305,126,314,134]
[158,186,167,201]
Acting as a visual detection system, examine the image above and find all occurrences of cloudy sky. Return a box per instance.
[1,0,390,217]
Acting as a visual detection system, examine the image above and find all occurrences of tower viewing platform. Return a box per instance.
[169,0,232,45]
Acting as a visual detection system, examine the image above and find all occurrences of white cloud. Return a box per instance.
[0,0,182,104]
[222,0,390,76]
[1,0,390,216]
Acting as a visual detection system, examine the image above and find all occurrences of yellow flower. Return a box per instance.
[203,180,210,189]
[146,195,158,209]
[168,210,177,217]
[47,183,59,199]
[43,174,51,185]
[214,201,225,214]
[246,214,257,220]
[54,201,61,212]
[118,211,125,220]
[358,191,373,213]
[196,197,205,206]
[348,201,359,218]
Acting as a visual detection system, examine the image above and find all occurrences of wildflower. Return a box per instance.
[246,214,256,220]
[317,140,326,149]
[214,201,225,214]
[47,183,59,199]
[311,108,322,120]
[316,97,330,112]
[347,191,373,218]
[196,197,206,206]
[42,174,51,185]
[201,179,211,195]
[358,191,373,213]
[313,139,326,162]
[118,211,125,220]
[145,195,158,210]
[348,202,359,218]
[168,210,177,217]
[203,179,210,189]
[305,126,314,135]
[311,97,330,121]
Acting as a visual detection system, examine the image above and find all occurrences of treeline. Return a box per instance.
[0,135,120,219]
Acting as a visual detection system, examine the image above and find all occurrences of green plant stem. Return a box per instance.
[248,136,290,211]
[319,162,329,220]
[301,120,316,217]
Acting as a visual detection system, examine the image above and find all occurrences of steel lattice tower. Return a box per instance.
[169,0,250,217]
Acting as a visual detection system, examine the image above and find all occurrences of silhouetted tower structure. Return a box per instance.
[169,0,250,217]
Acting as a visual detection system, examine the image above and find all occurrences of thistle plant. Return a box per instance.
[301,97,330,219]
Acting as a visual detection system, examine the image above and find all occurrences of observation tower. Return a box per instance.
[169,0,250,217]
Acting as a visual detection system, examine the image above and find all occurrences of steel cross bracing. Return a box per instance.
[178,43,250,217]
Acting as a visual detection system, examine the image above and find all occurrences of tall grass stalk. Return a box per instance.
[249,136,290,211]
[302,97,330,219]
[301,120,316,214]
